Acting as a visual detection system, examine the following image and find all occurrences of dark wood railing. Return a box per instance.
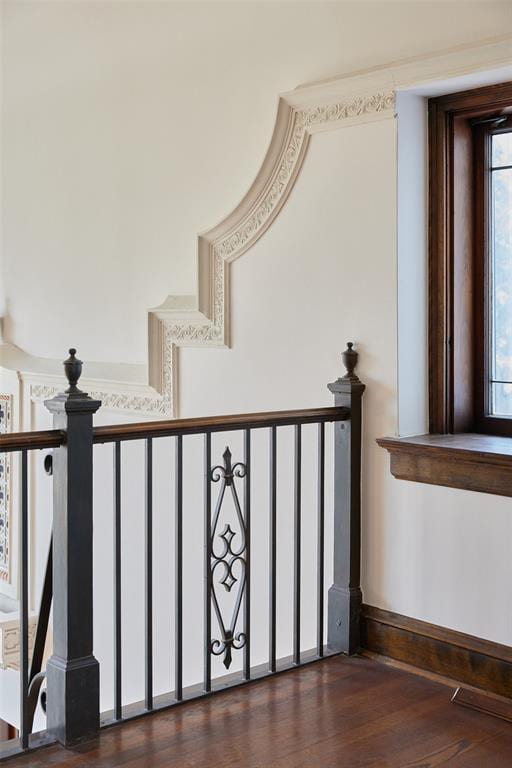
[93,406,349,443]
[0,342,365,756]
[0,430,64,453]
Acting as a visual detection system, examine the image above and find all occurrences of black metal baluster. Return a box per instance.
[204,433,212,693]
[175,435,183,702]
[243,429,251,681]
[20,450,29,748]
[113,441,122,720]
[269,426,277,673]
[145,439,153,711]
[317,423,325,657]
[29,538,52,683]
[26,538,52,736]
[293,425,302,666]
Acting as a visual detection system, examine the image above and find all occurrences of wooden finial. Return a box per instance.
[63,348,83,394]
[341,342,360,383]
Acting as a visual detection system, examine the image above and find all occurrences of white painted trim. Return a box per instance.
[3,35,511,418]
[149,88,396,390]
[20,372,172,419]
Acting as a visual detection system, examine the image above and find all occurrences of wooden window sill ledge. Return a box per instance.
[377,433,512,497]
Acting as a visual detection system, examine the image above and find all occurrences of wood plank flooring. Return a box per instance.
[7,655,512,767]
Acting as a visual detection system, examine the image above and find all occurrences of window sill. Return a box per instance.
[377,433,512,497]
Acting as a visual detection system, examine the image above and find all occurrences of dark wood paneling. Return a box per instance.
[361,605,512,699]
[377,432,512,496]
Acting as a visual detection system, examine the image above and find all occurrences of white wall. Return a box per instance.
[2,0,512,364]
[396,91,429,437]
[2,0,512,717]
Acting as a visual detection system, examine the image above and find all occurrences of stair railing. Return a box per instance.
[0,341,364,754]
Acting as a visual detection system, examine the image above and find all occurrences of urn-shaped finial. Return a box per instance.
[63,348,83,394]
[341,342,360,382]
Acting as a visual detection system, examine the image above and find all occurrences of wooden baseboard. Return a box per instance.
[452,686,512,722]
[360,604,512,700]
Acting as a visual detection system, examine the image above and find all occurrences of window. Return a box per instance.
[475,123,512,428]
[429,83,512,436]
[378,82,512,497]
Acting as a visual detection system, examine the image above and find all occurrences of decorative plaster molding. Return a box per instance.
[149,36,512,417]
[25,374,174,418]
[150,88,396,411]
[4,36,511,419]
[0,396,12,582]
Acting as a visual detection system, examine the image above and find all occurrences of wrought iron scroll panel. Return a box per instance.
[209,447,247,671]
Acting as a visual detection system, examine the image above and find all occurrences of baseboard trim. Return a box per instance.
[360,605,512,699]
[452,686,512,722]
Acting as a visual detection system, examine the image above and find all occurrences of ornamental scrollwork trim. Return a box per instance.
[151,90,396,410]
[29,383,172,417]
[18,89,395,419]
[0,395,12,582]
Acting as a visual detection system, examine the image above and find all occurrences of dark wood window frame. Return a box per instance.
[474,115,512,436]
[379,81,512,497]
[429,81,512,436]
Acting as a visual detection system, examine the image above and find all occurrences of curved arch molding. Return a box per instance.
[21,36,512,417]
[148,86,395,415]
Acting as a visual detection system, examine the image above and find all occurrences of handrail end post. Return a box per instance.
[44,350,102,746]
[327,342,365,655]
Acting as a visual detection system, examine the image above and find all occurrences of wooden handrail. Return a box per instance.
[0,407,349,452]
[0,429,65,453]
[93,406,349,444]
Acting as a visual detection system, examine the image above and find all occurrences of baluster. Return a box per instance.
[243,429,251,681]
[19,450,29,749]
[317,422,325,657]
[269,426,277,673]
[327,342,365,654]
[204,433,212,693]
[29,537,52,682]
[293,425,302,666]
[27,538,52,735]
[113,441,122,720]
[175,435,183,701]
[145,439,153,710]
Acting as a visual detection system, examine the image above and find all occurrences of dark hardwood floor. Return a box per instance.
[8,656,512,767]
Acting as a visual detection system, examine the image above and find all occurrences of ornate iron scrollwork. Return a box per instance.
[210,447,247,669]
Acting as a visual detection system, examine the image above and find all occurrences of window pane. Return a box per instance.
[492,382,512,416]
[492,132,512,168]
[491,163,512,415]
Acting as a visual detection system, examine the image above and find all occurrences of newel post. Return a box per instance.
[44,349,101,746]
[327,342,365,654]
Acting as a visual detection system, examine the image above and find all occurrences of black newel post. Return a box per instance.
[327,342,365,654]
[44,349,101,746]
